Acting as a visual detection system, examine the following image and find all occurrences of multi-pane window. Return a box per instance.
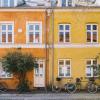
[58,59,71,77]
[0,62,12,78]
[27,22,42,43]
[61,0,72,7]
[0,0,16,7]
[0,23,14,43]
[86,59,98,77]
[86,24,98,43]
[59,24,70,43]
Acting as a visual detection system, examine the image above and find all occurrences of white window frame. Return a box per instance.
[0,21,14,44]
[58,24,71,43]
[86,59,98,78]
[0,62,13,79]
[0,0,17,7]
[61,0,68,7]
[86,24,98,43]
[58,59,71,78]
[26,21,42,44]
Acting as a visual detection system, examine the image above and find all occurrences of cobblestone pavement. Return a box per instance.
[0,93,100,100]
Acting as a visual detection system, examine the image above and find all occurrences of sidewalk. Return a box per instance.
[0,93,100,100]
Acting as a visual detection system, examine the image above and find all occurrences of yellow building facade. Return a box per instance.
[50,8,100,88]
[0,7,100,90]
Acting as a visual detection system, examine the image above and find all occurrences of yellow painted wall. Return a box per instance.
[51,9,100,88]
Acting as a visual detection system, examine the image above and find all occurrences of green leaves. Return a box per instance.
[2,51,37,75]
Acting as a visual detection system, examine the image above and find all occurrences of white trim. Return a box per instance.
[0,44,45,48]
[0,21,14,44]
[58,24,71,43]
[34,59,45,87]
[26,21,42,44]
[58,59,71,78]
[0,44,100,48]
[86,59,98,78]
[54,43,100,48]
[86,24,98,43]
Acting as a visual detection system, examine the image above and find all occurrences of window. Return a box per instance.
[0,22,14,43]
[0,62,12,78]
[58,59,71,77]
[86,24,98,43]
[27,22,42,43]
[61,0,72,7]
[59,24,70,43]
[86,59,98,77]
[0,0,16,7]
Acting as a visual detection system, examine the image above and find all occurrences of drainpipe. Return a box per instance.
[44,8,48,89]
[51,6,54,90]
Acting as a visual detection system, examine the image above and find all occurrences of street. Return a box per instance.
[0,93,100,100]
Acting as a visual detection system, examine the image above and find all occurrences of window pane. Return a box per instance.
[59,25,64,30]
[29,25,34,30]
[65,32,69,42]
[59,60,64,65]
[10,0,14,7]
[4,0,8,7]
[65,25,69,30]
[93,60,97,65]
[87,32,91,42]
[86,66,91,77]
[59,67,64,76]
[93,32,97,42]
[2,25,6,31]
[29,34,34,43]
[66,60,70,65]
[8,34,12,42]
[93,66,98,76]
[62,0,66,7]
[8,25,12,31]
[59,32,64,42]
[35,25,39,30]
[35,34,40,43]
[2,34,6,42]
[87,60,91,65]
[93,25,97,30]
[65,66,70,76]
[87,25,91,30]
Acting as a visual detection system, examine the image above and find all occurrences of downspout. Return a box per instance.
[51,6,54,90]
[44,8,48,88]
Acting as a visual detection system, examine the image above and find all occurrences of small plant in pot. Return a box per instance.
[56,77,62,81]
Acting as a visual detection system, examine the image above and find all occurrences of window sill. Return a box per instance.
[58,76,72,79]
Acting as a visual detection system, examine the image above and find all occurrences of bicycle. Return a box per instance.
[75,77,98,94]
[0,82,8,93]
[52,78,77,93]
[87,77,98,93]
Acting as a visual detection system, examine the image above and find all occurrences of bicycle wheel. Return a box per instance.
[88,84,97,93]
[67,83,76,93]
[52,85,61,93]
[0,83,7,93]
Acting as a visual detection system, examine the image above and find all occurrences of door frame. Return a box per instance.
[34,59,45,87]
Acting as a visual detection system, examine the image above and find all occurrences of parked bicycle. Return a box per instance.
[52,77,99,94]
[52,78,76,93]
[0,82,8,93]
